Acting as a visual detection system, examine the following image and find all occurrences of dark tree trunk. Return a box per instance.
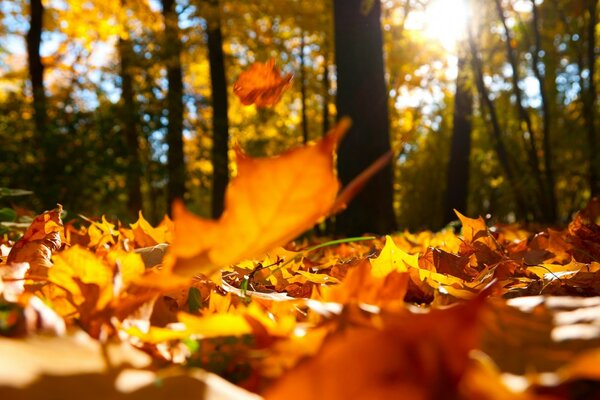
[206,1,229,219]
[27,0,54,207]
[162,0,186,210]
[332,0,396,235]
[530,0,557,221]
[585,0,598,196]
[118,36,143,217]
[27,0,45,137]
[321,43,331,137]
[443,48,473,225]
[300,30,308,144]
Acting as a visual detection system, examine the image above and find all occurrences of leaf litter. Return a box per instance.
[3,131,600,398]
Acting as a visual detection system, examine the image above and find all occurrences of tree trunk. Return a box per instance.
[162,0,186,211]
[27,0,53,207]
[321,42,331,137]
[585,0,598,196]
[300,29,308,144]
[332,0,396,235]
[443,47,473,225]
[118,36,143,217]
[206,1,229,219]
[530,0,557,221]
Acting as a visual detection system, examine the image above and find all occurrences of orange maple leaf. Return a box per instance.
[233,59,293,107]
[166,119,351,278]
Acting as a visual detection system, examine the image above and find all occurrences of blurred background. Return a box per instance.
[0,0,597,233]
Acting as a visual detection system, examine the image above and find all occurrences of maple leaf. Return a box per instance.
[167,119,350,278]
[6,205,63,275]
[127,212,173,248]
[315,259,409,309]
[370,236,480,302]
[566,198,600,262]
[48,245,114,313]
[233,59,293,107]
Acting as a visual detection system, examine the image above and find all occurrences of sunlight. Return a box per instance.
[424,0,469,50]
[406,0,470,52]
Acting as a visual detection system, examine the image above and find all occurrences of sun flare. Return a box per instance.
[406,0,470,51]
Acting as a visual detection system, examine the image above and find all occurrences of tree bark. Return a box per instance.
[300,29,308,144]
[332,0,396,235]
[162,0,186,210]
[118,35,143,217]
[321,42,331,137]
[27,0,46,138]
[27,0,54,207]
[443,46,473,225]
[530,0,557,221]
[585,0,598,196]
[206,0,229,219]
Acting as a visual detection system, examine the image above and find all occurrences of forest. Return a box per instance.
[1,0,600,399]
[0,0,596,231]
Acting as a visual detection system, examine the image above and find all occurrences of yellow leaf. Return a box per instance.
[178,312,252,338]
[527,260,583,279]
[370,236,419,278]
[370,236,467,292]
[129,211,172,248]
[87,216,116,248]
[105,250,145,287]
[125,325,189,344]
[48,246,113,311]
[289,271,340,285]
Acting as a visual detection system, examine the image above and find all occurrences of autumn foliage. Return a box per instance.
[3,127,600,398]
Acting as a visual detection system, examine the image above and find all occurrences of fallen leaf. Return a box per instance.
[6,205,63,274]
[128,212,173,248]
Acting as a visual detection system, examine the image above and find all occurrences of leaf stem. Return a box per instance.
[239,236,376,299]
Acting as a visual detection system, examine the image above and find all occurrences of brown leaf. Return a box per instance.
[6,205,63,275]
[233,59,293,107]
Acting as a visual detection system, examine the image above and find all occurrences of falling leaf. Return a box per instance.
[233,59,293,107]
[168,119,350,278]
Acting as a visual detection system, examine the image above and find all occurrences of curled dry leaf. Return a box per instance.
[233,59,293,107]
[6,205,63,274]
[167,119,350,278]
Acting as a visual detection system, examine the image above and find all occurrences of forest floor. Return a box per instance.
[2,198,600,399]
